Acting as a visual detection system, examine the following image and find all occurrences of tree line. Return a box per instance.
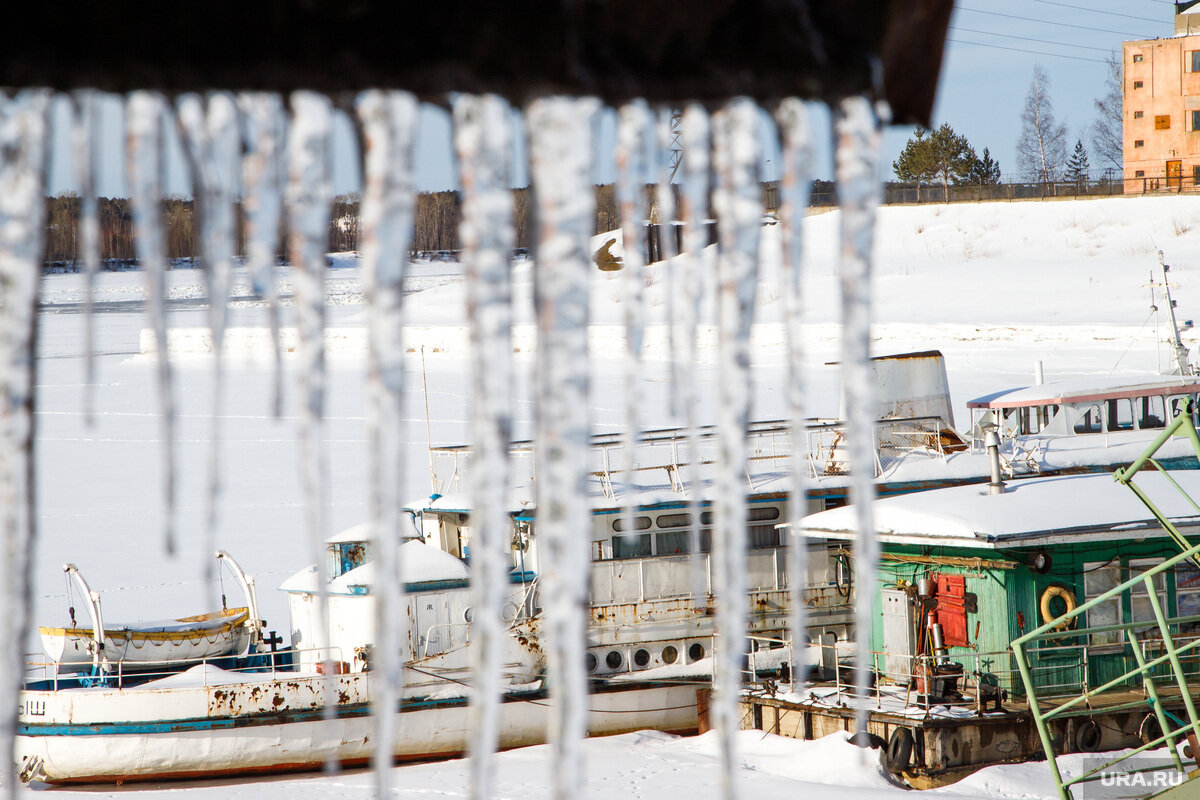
[893,56,1122,194]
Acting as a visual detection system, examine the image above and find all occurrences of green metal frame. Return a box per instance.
[1012,406,1200,800]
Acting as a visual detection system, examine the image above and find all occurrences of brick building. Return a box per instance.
[1123,5,1200,192]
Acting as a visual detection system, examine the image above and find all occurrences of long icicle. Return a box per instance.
[676,103,711,611]
[655,108,680,416]
[710,97,761,800]
[70,90,100,425]
[285,90,336,741]
[0,89,48,800]
[176,91,241,596]
[616,101,651,559]
[358,89,419,798]
[453,93,516,800]
[238,93,286,418]
[834,94,887,750]
[774,97,815,685]
[126,91,177,555]
[526,95,598,800]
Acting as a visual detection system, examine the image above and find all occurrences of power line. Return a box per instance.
[1034,0,1168,23]
[957,6,1158,38]
[947,37,1111,64]
[951,25,1117,54]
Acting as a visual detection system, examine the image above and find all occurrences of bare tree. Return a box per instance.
[1090,52,1123,174]
[1016,65,1068,183]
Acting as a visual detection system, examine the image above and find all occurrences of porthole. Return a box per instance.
[634,648,651,667]
[463,608,474,623]
[606,650,624,670]
[688,643,705,662]
[586,652,598,673]
[662,645,678,664]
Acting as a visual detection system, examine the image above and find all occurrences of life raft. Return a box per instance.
[1039,584,1077,631]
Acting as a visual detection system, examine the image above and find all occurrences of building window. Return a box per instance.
[1134,110,1144,119]
[1133,53,1144,63]
[1129,560,1169,628]
[1178,562,1200,633]
[1135,170,1145,177]
[1135,140,1145,148]
[1193,110,1200,131]
[1134,80,1144,89]
[1194,165,1200,185]
[1193,51,1200,72]
[1156,115,1171,130]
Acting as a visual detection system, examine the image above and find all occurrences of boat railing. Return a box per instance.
[419,623,470,659]
[24,645,345,691]
[589,547,851,613]
[427,416,964,498]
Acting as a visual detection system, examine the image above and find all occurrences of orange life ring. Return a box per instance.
[1039,585,1076,631]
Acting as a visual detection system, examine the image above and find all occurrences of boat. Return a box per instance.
[37,554,261,674]
[16,533,697,784]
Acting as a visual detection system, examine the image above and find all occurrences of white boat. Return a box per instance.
[37,554,263,674]
[39,607,251,672]
[16,535,697,784]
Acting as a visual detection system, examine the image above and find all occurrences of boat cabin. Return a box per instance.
[967,375,1200,444]
[800,471,1200,698]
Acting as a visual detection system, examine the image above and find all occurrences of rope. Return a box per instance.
[1109,307,1157,376]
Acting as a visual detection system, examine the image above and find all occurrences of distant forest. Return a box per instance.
[40,185,638,266]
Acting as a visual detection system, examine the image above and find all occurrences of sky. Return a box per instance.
[41,0,1177,197]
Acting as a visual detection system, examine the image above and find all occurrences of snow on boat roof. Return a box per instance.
[800,470,1200,548]
[280,539,468,594]
[966,373,1200,409]
[326,521,374,544]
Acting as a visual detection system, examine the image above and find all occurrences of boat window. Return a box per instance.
[612,515,651,532]
[612,533,652,559]
[1176,562,1200,633]
[748,505,782,549]
[328,541,368,579]
[700,510,714,525]
[1106,398,1134,432]
[1169,394,1193,422]
[655,531,690,555]
[1137,395,1166,429]
[1084,562,1123,646]
[1129,559,1169,628]
[1072,404,1103,434]
[656,512,692,529]
[1035,404,1061,432]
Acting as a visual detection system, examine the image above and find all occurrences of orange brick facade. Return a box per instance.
[1123,34,1200,192]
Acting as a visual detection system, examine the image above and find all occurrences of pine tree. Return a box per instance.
[1065,139,1090,186]
[893,127,936,201]
[927,123,976,201]
[964,147,1002,185]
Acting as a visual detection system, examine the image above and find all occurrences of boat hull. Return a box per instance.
[16,671,697,784]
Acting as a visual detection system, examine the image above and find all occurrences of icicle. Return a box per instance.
[453,93,516,800]
[70,90,101,424]
[834,95,887,749]
[710,97,761,800]
[176,91,241,593]
[774,98,815,685]
[126,91,177,555]
[0,89,47,800]
[675,104,711,610]
[615,101,651,550]
[654,108,680,414]
[285,90,335,728]
[238,93,286,418]
[525,95,598,800]
[357,89,419,798]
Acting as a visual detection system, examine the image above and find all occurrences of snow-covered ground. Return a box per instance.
[23,194,1200,797]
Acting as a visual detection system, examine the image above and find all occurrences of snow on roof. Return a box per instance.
[326,521,375,544]
[966,373,1200,409]
[800,470,1200,548]
[281,539,469,595]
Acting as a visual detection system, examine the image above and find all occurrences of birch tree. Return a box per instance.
[1016,65,1068,183]
[1090,52,1122,173]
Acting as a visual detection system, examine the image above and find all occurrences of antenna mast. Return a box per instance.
[1159,251,1195,375]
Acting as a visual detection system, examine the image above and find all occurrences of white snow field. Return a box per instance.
[22,194,1200,798]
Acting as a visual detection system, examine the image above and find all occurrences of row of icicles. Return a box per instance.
[0,89,887,800]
